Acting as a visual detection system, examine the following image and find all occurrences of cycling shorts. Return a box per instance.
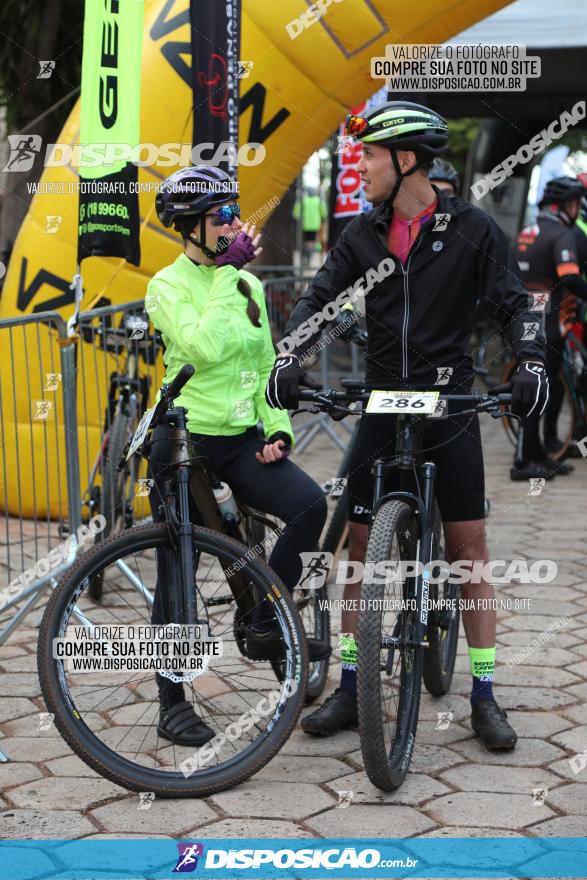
[347,403,485,525]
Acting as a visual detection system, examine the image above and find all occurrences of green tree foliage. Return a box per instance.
[445,117,479,183]
[0,0,83,255]
[0,0,82,137]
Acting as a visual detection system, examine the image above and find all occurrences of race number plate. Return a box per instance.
[126,405,156,459]
[366,390,440,414]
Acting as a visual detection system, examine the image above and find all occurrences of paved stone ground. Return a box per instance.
[1,409,587,869]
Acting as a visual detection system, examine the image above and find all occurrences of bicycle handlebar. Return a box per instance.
[149,364,196,430]
[119,364,196,466]
[299,388,511,402]
[296,387,513,419]
[166,364,195,400]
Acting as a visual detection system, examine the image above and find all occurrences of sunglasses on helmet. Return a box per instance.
[344,114,369,137]
[206,203,241,226]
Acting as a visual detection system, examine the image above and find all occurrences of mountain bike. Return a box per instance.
[500,328,587,460]
[298,385,514,790]
[38,365,307,798]
[78,311,161,600]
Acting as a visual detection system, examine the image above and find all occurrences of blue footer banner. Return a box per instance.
[1,838,587,879]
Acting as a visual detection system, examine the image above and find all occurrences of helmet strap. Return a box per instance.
[187,215,217,260]
[388,149,421,207]
[543,203,575,227]
[559,206,576,226]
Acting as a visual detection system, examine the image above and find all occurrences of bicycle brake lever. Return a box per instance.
[330,405,351,421]
[290,406,321,418]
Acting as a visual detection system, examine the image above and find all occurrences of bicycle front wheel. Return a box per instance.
[38,523,307,798]
[357,500,422,791]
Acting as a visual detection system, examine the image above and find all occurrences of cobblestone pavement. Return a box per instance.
[1,411,587,863]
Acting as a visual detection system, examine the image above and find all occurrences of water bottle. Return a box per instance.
[213,481,240,523]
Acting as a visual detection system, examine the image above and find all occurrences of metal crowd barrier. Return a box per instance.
[0,302,163,643]
[0,311,81,642]
[0,269,362,640]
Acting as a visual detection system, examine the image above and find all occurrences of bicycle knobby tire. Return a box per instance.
[38,522,307,798]
[357,500,423,790]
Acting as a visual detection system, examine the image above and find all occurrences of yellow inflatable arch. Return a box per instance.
[0,0,510,517]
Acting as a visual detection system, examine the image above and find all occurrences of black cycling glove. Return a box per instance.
[265,356,305,409]
[267,431,292,458]
[511,362,549,417]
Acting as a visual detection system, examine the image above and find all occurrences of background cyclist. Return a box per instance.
[266,101,548,751]
[429,157,460,197]
[144,165,328,747]
[513,175,587,474]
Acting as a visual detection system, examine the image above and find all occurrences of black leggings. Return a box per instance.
[147,424,327,628]
[146,425,326,709]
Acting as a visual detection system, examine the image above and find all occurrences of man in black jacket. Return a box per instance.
[514,176,587,471]
[266,101,548,751]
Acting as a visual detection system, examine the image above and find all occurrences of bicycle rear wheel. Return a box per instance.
[89,407,140,600]
[246,513,329,702]
[357,500,422,791]
[101,408,136,534]
[500,359,575,460]
[38,523,307,797]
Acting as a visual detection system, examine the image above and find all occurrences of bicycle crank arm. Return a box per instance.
[205,593,235,607]
[381,637,429,649]
[381,636,429,648]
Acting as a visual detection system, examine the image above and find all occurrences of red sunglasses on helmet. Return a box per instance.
[344,114,369,137]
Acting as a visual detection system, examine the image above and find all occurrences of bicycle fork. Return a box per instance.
[165,410,198,627]
[414,462,437,646]
[372,458,436,650]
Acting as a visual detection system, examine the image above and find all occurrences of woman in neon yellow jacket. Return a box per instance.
[146,166,328,746]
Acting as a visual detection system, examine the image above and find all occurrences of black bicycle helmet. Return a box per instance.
[539,176,585,209]
[156,165,238,258]
[429,157,460,191]
[345,101,449,204]
[155,165,237,228]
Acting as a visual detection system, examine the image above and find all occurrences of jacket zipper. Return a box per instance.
[400,232,423,380]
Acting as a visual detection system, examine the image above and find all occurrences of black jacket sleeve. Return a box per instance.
[573,225,587,273]
[477,213,546,364]
[281,219,362,358]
